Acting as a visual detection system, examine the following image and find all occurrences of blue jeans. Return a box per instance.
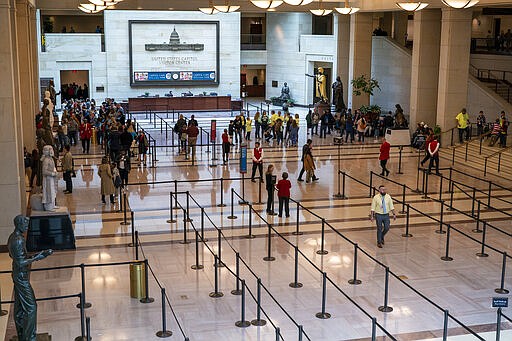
[375,214,390,243]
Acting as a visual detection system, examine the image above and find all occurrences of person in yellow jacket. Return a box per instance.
[246,117,252,141]
[455,108,470,143]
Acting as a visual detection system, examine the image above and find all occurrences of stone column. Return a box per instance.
[409,9,441,130]
[348,12,373,110]
[0,0,27,244]
[436,8,472,132]
[392,11,409,46]
[16,0,36,150]
[335,14,350,107]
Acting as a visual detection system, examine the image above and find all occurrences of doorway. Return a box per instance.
[60,70,89,100]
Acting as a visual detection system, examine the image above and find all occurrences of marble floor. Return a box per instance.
[2,107,512,341]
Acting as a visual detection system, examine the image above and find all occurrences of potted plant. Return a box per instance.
[351,75,381,97]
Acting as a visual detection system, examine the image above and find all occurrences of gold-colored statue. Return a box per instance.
[315,67,327,102]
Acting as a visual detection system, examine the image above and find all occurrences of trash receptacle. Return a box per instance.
[130,262,145,299]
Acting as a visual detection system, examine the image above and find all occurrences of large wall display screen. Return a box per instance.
[129,20,220,86]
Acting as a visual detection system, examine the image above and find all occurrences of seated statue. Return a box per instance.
[279,82,291,101]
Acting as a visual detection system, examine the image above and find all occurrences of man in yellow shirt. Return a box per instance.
[370,185,396,248]
[455,108,470,143]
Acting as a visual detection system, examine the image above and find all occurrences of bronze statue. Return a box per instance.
[8,215,53,341]
[279,82,291,101]
[306,67,328,103]
[332,76,346,112]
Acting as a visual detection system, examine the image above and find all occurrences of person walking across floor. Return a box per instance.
[370,185,396,248]
[297,139,318,182]
[427,135,441,175]
[276,172,291,218]
[222,129,230,164]
[61,145,73,194]
[456,108,470,143]
[265,164,275,214]
[251,141,263,182]
[379,137,390,177]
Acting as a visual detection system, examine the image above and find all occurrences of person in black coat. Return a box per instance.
[265,164,275,214]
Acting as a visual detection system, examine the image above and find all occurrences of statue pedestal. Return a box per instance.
[28,207,76,252]
[11,333,51,341]
[314,102,331,116]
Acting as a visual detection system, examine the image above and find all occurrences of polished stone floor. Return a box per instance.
[1,107,511,341]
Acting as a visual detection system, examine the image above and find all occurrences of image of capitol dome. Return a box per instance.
[145,26,205,51]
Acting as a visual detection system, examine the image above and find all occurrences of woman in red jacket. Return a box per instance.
[79,118,92,154]
[379,137,390,177]
[275,172,291,218]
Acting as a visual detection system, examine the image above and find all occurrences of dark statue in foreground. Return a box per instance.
[8,215,52,341]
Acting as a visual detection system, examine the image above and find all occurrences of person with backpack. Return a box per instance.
[137,131,149,165]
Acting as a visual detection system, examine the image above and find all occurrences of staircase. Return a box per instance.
[470,65,512,104]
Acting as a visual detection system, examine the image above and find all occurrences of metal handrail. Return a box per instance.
[484,145,512,176]
[451,131,492,164]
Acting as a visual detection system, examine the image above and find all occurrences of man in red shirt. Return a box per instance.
[221,129,230,164]
[379,138,390,177]
[275,172,291,218]
[427,137,441,175]
[251,142,264,182]
[186,122,199,161]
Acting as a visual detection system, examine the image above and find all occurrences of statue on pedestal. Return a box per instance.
[279,82,291,101]
[332,76,346,112]
[8,215,53,341]
[306,67,328,103]
[41,145,57,211]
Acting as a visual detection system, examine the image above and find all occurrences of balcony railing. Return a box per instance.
[41,33,105,53]
[241,34,265,50]
[470,38,512,55]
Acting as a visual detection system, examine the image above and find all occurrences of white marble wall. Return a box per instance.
[467,75,512,120]
[103,10,240,100]
[371,36,411,115]
[266,13,312,106]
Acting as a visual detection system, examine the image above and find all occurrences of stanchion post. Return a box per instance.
[173,180,178,210]
[488,181,492,209]
[298,325,304,341]
[179,209,190,244]
[228,188,238,219]
[185,191,193,222]
[495,252,510,294]
[235,280,251,327]
[400,184,406,214]
[439,176,443,202]
[423,171,429,199]
[121,192,130,225]
[75,292,86,341]
[476,222,489,257]
[315,272,331,319]
[257,178,263,204]
[130,211,135,246]
[239,174,248,205]
[449,181,455,211]
[441,225,453,261]
[435,201,446,234]
[316,219,328,255]
[497,308,502,341]
[75,264,92,309]
[140,259,155,303]
[135,231,139,261]
[191,231,204,270]
[292,201,303,236]
[398,146,404,174]
[348,243,362,285]
[263,224,275,261]
[471,187,476,217]
[156,288,173,338]
[472,201,482,233]
[86,316,91,341]
[442,309,449,341]
[218,178,226,207]
[378,267,394,312]
[402,204,413,237]
[215,229,225,268]
[369,171,373,198]
[200,207,207,242]
[275,327,281,341]
[209,255,224,298]
[289,246,303,288]
[371,317,377,341]
[166,192,176,223]
[341,171,347,199]
[231,252,242,295]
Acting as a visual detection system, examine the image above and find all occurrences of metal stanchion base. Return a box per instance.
[435,230,446,234]
[217,204,227,207]
[316,250,328,255]
[76,302,92,309]
[75,336,87,341]
[191,264,204,270]
[401,233,413,237]
[184,218,193,223]
[140,297,155,303]
[0,310,7,316]
[263,256,275,261]
[315,312,331,319]
[292,231,304,236]
[209,292,224,298]
[471,229,483,233]
[495,288,510,294]
[251,319,267,326]
[120,221,130,226]
[179,240,192,245]
[231,289,242,295]
[397,171,404,175]
[235,320,251,328]
[209,164,218,168]
[245,234,256,239]
[156,330,173,338]
[238,200,249,205]
[333,193,346,199]
[289,282,303,288]
[227,215,238,219]
[378,306,393,313]
[399,210,406,214]
[214,262,225,268]
[476,252,489,257]
[441,256,453,261]
[348,279,362,285]
[166,219,176,223]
